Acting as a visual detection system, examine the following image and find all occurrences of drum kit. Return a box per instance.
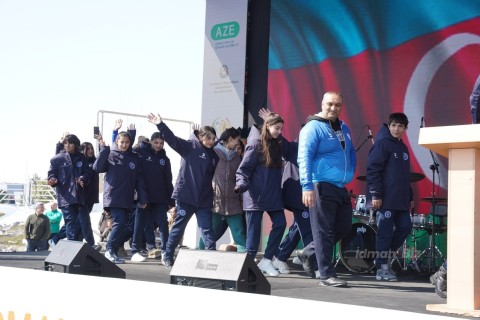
[337,172,448,274]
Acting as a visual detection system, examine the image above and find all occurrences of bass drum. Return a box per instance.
[339,222,377,273]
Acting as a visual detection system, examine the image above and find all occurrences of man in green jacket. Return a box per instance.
[24,203,51,252]
[45,201,62,247]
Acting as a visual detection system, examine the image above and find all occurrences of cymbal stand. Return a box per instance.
[417,152,443,273]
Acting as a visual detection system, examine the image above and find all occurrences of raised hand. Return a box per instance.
[192,123,200,132]
[128,123,136,130]
[59,132,70,143]
[147,113,162,125]
[258,107,273,121]
[95,133,106,147]
[113,119,123,131]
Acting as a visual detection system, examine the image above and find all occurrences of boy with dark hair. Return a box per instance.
[367,112,413,281]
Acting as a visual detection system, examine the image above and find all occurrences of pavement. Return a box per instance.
[0,248,473,319]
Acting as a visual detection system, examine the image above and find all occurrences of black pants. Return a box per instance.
[310,182,352,279]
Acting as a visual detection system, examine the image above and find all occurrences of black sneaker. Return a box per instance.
[295,249,315,277]
[319,277,347,287]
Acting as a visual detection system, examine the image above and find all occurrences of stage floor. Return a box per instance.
[0,250,469,319]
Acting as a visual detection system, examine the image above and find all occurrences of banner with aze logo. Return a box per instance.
[267,0,480,213]
[201,0,248,134]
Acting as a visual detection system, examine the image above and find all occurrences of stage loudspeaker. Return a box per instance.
[170,249,270,295]
[44,239,125,279]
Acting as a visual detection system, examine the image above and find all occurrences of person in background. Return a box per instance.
[273,137,314,276]
[366,112,413,281]
[235,139,245,158]
[470,74,480,124]
[298,91,356,287]
[147,113,219,267]
[77,141,101,251]
[235,112,290,277]
[93,130,147,264]
[98,210,113,242]
[45,201,62,249]
[198,127,246,253]
[25,203,50,252]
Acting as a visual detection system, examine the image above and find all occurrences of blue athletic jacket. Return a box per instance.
[55,142,98,206]
[133,141,174,206]
[156,122,219,208]
[93,144,147,210]
[366,123,413,211]
[48,151,91,208]
[298,116,356,191]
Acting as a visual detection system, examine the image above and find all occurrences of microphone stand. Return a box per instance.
[355,135,373,152]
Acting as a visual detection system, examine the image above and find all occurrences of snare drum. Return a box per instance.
[339,222,377,273]
[411,213,432,229]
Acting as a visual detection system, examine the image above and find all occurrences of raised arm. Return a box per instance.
[147,113,191,157]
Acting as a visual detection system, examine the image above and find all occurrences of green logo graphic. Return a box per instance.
[211,21,240,40]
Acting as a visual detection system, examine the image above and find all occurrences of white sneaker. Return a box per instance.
[376,264,398,281]
[131,252,147,263]
[292,256,302,265]
[105,250,115,262]
[272,258,290,274]
[48,239,56,249]
[257,258,279,277]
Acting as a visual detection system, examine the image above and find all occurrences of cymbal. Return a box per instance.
[420,197,447,203]
[356,172,425,183]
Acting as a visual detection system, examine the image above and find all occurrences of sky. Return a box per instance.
[0,0,206,183]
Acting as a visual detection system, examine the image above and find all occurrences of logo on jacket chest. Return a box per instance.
[159,159,165,166]
[129,162,136,169]
[393,152,409,160]
[199,153,206,160]
[76,161,83,168]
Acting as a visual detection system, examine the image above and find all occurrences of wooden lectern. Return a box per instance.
[419,124,480,318]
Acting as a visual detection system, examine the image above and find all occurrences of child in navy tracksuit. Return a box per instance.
[130,132,174,262]
[47,134,91,244]
[235,113,290,277]
[93,131,147,264]
[147,113,219,267]
[366,112,413,281]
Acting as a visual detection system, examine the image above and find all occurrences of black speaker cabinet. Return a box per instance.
[170,249,270,294]
[44,240,126,279]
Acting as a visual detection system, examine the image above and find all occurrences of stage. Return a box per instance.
[0,249,469,319]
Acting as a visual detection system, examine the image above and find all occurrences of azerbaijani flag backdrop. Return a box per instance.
[267,0,480,214]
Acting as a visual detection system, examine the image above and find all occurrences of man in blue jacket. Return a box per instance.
[367,112,413,281]
[298,91,357,287]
